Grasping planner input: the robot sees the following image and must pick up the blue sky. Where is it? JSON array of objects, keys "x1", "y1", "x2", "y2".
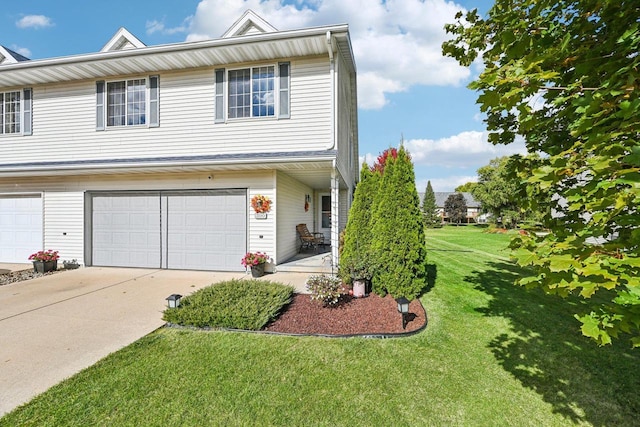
[{"x1": 1, "y1": 0, "x2": 526, "y2": 192}]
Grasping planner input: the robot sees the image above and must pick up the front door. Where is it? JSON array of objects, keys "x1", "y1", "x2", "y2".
[{"x1": 318, "y1": 193, "x2": 331, "y2": 242}]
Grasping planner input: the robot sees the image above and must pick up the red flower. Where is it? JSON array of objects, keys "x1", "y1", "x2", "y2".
[{"x1": 28, "y1": 250, "x2": 60, "y2": 262}]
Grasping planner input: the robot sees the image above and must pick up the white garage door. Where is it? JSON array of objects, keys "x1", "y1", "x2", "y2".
[
  {"x1": 0, "y1": 195, "x2": 43, "y2": 263},
  {"x1": 91, "y1": 190, "x2": 246, "y2": 271},
  {"x1": 92, "y1": 193, "x2": 161, "y2": 268},
  {"x1": 166, "y1": 192, "x2": 246, "y2": 271}
]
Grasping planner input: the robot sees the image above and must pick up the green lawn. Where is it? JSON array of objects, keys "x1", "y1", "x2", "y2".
[{"x1": 2, "y1": 226, "x2": 638, "y2": 426}]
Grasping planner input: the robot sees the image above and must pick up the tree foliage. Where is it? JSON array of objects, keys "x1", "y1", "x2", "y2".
[
  {"x1": 422, "y1": 180, "x2": 441, "y2": 228},
  {"x1": 370, "y1": 146, "x2": 427, "y2": 299},
  {"x1": 339, "y1": 163, "x2": 379, "y2": 283},
  {"x1": 471, "y1": 156, "x2": 529, "y2": 228},
  {"x1": 370, "y1": 147, "x2": 398, "y2": 174},
  {"x1": 455, "y1": 182, "x2": 477, "y2": 193},
  {"x1": 443, "y1": 1, "x2": 640, "y2": 346},
  {"x1": 444, "y1": 193, "x2": 467, "y2": 225}
]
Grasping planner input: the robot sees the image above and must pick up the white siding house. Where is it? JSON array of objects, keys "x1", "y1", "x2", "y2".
[{"x1": 0, "y1": 10, "x2": 358, "y2": 271}]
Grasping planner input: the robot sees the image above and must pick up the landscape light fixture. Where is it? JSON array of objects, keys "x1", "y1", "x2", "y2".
[
  {"x1": 166, "y1": 294, "x2": 182, "y2": 308},
  {"x1": 395, "y1": 296, "x2": 410, "y2": 330}
]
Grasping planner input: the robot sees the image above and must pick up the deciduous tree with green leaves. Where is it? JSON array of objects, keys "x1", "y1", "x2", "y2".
[
  {"x1": 370, "y1": 146, "x2": 427, "y2": 299},
  {"x1": 422, "y1": 180, "x2": 441, "y2": 228},
  {"x1": 455, "y1": 182, "x2": 477, "y2": 193},
  {"x1": 471, "y1": 156, "x2": 523, "y2": 229},
  {"x1": 443, "y1": 0, "x2": 640, "y2": 346}
]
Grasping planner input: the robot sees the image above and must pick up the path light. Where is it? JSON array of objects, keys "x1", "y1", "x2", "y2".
[
  {"x1": 395, "y1": 296, "x2": 410, "y2": 330},
  {"x1": 166, "y1": 294, "x2": 182, "y2": 308}
]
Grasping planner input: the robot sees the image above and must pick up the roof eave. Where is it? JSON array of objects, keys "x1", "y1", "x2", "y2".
[{"x1": 0, "y1": 24, "x2": 351, "y2": 87}]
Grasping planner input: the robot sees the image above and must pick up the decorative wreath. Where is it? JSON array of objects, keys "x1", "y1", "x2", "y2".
[{"x1": 251, "y1": 194, "x2": 272, "y2": 213}]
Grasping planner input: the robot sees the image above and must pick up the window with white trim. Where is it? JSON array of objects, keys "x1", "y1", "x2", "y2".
[
  {"x1": 0, "y1": 88, "x2": 32, "y2": 136},
  {"x1": 96, "y1": 76, "x2": 159, "y2": 130},
  {"x1": 218, "y1": 62, "x2": 289, "y2": 121}
]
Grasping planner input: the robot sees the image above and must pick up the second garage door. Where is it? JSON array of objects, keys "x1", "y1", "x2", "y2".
[
  {"x1": 91, "y1": 190, "x2": 247, "y2": 271},
  {"x1": 0, "y1": 195, "x2": 43, "y2": 263}
]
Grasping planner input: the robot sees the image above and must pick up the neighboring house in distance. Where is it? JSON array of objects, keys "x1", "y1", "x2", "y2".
[
  {"x1": 418, "y1": 192, "x2": 481, "y2": 223},
  {"x1": 0, "y1": 10, "x2": 358, "y2": 271}
]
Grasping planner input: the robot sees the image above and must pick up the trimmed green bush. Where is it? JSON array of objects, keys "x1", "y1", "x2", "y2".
[
  {"x1": 163, "y1": 279, "x2": 294, "y2": 330},
  {"x1": 370, "y1": 146, "x2": 427, "y2": 299}
]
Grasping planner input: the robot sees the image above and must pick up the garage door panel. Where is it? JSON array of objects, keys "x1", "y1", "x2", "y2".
[
  {"x1": 0, "y1": 196, "x2": 43, "y2": 263},
  {"x1": 92, "y1": 194, "x2": 161, "y2": 268},
  {"x1": 166, "y1": 193, "x2": 246, "y2": 271}
]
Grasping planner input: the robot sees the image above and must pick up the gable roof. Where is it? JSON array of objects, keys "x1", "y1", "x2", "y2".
[
  {"x1": 0, "y1": 45, "x2": 30, "y2": 65},
  {"x1": 222, "y1": 9, "x2": 278, "y2": 38},
  {"x1": 101, "y1": 27, "x2": 146, "y2": 52},
  {"x1": 436, "y1": 192, "x2": 479, "y2": 208}
]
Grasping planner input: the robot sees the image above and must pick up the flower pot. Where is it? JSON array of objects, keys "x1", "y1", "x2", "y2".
[
  {"x1": 353, "y1": 279, "x2": 366, "y2": 298},
  {"x1": 251, "y1": 263, "x2": 265, "y2": 278},
  {"x1": 33, "y1": 260, "x2": 57, "y2": 273}
]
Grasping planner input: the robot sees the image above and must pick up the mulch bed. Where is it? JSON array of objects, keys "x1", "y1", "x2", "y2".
[{"x1": 264, "y1": 293, "x2": 426, "y2": 336}]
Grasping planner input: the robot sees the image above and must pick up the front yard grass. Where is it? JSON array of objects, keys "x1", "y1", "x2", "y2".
[{"x1": 1, "y1": 226, "x2": 638, "y2": 426}]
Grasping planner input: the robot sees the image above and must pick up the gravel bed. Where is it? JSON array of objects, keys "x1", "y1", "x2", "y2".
[{"x1": 0, "y1": 269, "x2": 66, "y2": 286}]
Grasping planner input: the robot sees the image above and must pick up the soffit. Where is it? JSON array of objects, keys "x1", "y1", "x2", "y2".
[{"x1": 0, "y1": 26, "x2": 353, "y2": 88}]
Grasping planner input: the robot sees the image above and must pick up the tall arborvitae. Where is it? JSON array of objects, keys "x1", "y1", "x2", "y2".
[
  {"x1": 339, "y1": 162, "x2": 379, "y2": 284},
  {"x1": 370, "y1": 146, "x2": 427, "y2": 299},
  {"x1": 422, "y1": 180, "x2": 440, "y2": 227}
]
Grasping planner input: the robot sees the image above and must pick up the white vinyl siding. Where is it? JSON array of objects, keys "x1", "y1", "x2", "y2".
[
  {"x1": 1, "y1": 60, "x2": 330, "y2": 164},
  {"x1": 275, "y1": 171, "x2": 313, "y2": 262}
]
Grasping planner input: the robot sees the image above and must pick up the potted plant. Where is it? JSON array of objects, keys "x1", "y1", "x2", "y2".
[
  {"x1": 63, "y1": 259, "x2": 80, "y2": 270},
  {"x1": 342, "y1": 258, "x2": 373, "y2": 297},
  {"x1": 241, "y1": 251, "x2": 269, "y2": 277},
  {"x1": 28, "y1": 250, "x2": 60, "y2": 273}
]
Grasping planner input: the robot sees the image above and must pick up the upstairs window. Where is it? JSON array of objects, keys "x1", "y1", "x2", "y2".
[
  {"x1": 218, "y1": 62, "x2": 289, "y2": 121},
  {"x1": 96, "y1": 76, "x2": 159, "y2": 130},
  {"x1": 108, "y1": 79, "x2": 146, "y2": 126},
  {"x1": 0, "y1": 88, "x2": 32, "y2": 136}
]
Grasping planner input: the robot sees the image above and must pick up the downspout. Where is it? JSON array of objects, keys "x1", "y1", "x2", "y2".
[
  {"x1": 326, "y1": 31, "x2": 336, "y2": 151},
  {"x1": 326, "y1": 31, "x2": 339, "y2": 269}
]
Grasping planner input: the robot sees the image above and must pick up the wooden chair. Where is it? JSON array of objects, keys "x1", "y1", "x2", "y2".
[{"x1": 296, "y1": 224, "x2": 325, "y2": 252}]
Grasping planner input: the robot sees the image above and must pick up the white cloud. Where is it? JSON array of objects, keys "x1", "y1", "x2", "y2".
[
  {"x1": 358, "y1": 153, "x2": 377, "y2": 167},
  {"x1": 146, "y1": 17, "x2": 192, "y2": 36},
  {"x1": 10, "y1": 45, "x2": 32, "y2": 58},
  {"x1": 186, "y1": 0, "x2": 471, "y2": 109},
  {"x1": 416, "y1": 176, "x2": 477, "y2": 193},
  {"x1": 16, "y1": 15, "x2": 53, "y2": 29},
  {"x1": 404, "y1": 131, "x2": 527, "y2": 168}
]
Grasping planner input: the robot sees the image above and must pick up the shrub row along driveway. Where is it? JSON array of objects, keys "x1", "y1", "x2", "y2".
[{"x1": 0, "y1": 267, "x2": 244, "y2": 415}]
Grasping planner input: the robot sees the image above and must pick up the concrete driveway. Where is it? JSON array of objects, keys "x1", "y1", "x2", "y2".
[{"x1": 0, "y1": 266, "x2": 310, "y2": 416}]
